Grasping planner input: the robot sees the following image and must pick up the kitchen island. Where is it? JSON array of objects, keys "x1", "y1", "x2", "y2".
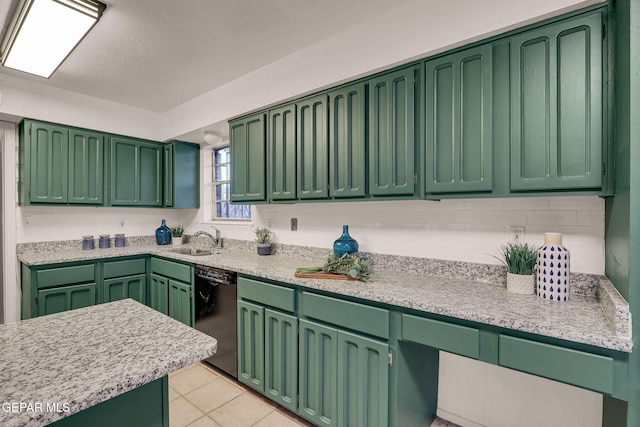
[{"x1": 0, "y1": 299, "x2": 217, "y2": 427}]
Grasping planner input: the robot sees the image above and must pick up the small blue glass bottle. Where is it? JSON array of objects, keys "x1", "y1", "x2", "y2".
[
  {"x1": 155, "y1": 219, "x2": 172, "y2": 245},
  {"x1": 333, "y1": 225, "x2": 358, "y2": 257}
]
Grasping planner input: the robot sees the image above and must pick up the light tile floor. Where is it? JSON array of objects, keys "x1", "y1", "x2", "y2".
[{"x1": 168, "y1": 362, "x2": 460, "y2": 427}]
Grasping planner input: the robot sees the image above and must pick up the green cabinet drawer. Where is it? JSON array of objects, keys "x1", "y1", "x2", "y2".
[
  {"x1": 238, "y1": 277, "x2": 295, "y2": 313},
  {"x1": 302, "y1": 292, "x2": 389, "y2": 340},
  {"x1": 150, "y1": 258, "x2": 191, "y2": 282},
  {"x1": 402, "y1": 314, "x2": 480, "y2": 359},
  {"x1": 498, "y1": 335, "x2": 614, "y2": 394},
  {"x1": 36, "y1": 264, "x2": 95, "y2": 288},
  {"x1": 103, "y1": 258, "x2": 146, "y2": 279}
]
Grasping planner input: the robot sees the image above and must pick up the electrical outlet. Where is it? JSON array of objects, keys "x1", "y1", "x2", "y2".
[
  {"x1": 267, "y1": 218, "x2": 273, "y2": 228},
  {"x1": 510, "y1": 226, "x2": 525, "y2": 243},
  {"x1": 118, "y1": 219, "x2": 126, "y2": 229},
  {"x1": 291, "y1": 218, "x2": 298, "y2": 231}
]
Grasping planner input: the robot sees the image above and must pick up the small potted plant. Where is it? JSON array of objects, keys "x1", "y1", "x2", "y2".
[
  {"x1": 170, "y1": 226, "x2": 184, "y2": 246},
  {"x1": 497, "y1": 242, "x2": 538, "y2": 294},
  {"x1": 254, "y1": 227, "x2": 274, "y2": 256}
]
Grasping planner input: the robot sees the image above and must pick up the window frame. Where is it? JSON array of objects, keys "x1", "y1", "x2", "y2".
[{"x1": 212, "y1": 145, "x2": 251, "y2": 221}]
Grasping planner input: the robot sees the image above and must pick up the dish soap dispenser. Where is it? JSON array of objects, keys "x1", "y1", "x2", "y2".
[{"x1": 155, "y1": 219, "x2": 172, "y2": 245}]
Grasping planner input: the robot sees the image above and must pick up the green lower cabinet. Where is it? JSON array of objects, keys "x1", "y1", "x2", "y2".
[
  {"x1": 264, "y1": 309, "x2": 298, "y2": 412},
  {"x1": 49, "y1": 377, "x2": 168, "y2": 427},
  {"x1": 149, "y1": 258, "x2": 194, "y2": 326},
  {"x1": 298, "y1": 319, "x2": 338, "y2": 427},
  {"x1": 149, "y1": 274, "x2": 169, "y2": 315},
  {"x1": 337, "y1": 330, "x2": 389, "y2": 427},
  {"x1": 168, "y1": 279, "x2": 193, "y2": 326},
  {"x1": 37, "y1": 283, "x2": 96, "y2": 317},
  {"x1": 237, "y1": 300, "x2": 265, "y2": 393},
  {"x1": 103, "y1": 274, "x2": 146, "y2": 304}
]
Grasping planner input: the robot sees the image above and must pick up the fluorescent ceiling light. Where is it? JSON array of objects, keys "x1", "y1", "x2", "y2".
[{"x1": 1, "y1": 0, "x2": 105, "y2": 78}]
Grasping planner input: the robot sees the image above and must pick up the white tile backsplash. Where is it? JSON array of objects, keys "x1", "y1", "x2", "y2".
[{"x1": 235, "y1": 196, "x2": 606, "y2": 275}]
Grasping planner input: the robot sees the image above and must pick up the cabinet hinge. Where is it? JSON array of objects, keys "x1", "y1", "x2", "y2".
[
  {"x1": 413, "y1": 175, "x2": 418, "y2": 187},
  {"x1": 35, "y1": 296, "x2": 39, "y2": 304},
  {"x1": 388, "y1": 352, "x2": 393, "y2": 366},
  {"x1": 189, "y1": 290, "x2": 193, "y2": 298},
  {"x1": 602, "y1": 161, "x2": 606, "y2": 176},
  {"x1": 413, "y1": 75, "x2": 418, "y2": 88}
]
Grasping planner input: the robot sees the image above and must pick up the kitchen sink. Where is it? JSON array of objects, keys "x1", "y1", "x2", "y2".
[{"x1": 166, "y1": 247, "x2": 219, "y2": 256}]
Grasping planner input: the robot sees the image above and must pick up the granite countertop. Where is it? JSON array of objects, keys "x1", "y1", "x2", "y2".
[
  {"x1": 0, "y1": 299, "x2": 217, "y2": 427},
  {"x1": 18, "y1": 244, "x2": 633, "y2": 353}
]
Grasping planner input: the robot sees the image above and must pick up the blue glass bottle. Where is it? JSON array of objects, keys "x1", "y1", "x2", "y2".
[
  {"x1": 333, "y1": 225, "x2": 358, "y2": 257},
  {"x1": 155, "y1": 219, "x2": 172, "y2": 245}
]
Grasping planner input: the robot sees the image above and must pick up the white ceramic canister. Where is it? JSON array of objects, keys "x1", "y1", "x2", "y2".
[{"x1": 536, "y1": 232, "x2": 570, "y2": 301}]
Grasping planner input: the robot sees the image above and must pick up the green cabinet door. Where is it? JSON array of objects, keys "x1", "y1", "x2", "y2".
[
  {"x1": 298, "y1": 94, "x2": 329, "y2": 199},
  {"x1": 149, "y1": 274, "x2": 169, "y2": 315},
  {"x1": 426, "y1": 44, "x2": 493, "y2": 194},
  {"x1": 264, "y1": 309, "x2": 298, "y2": 412},
  {"x1": 230, "y1": 113, "x2": 267, "y2": 202},
  {"x1": 164, "y1": 141, "x2": 200, "y2": 208},
  {"x1": 110, "y1": 136, "x2": 163, "y2": 206},
  {"x1": 510, "y1": 12, "x2": 603, "y2": 191},
  {"x1": 369, "y1": 67, "x2": 416, "y2": 196},
  {"x1": 37, "y1": 283, "x2": 96, "y2": 316},
  {"x1": 298, "y1": 319, "x2": 338, "y2": 427},
  {"x1": 237, "y1": 300, "x2": 265, "y2": 393},
  {"x1": 337, "y1": 330, "x2": 389, "y2": 427},
  {"x1": 26, "y1": 121, "x2": 69, "y2": 203},
  {"x1": 329, "y1": 83, "x2": 367, "y2": 198},
  {"x1": 103, "y1": 274, "x2": 147, "y2": 304},
  {"x1": 168, "y1": 279, "x2": 193, "y2": 326},
  {"x1": 164, "y1": 144, "x2": 173, "y2": 207},
  {"x1": 269, "y1": 104, "x2": 297, "y2": 200},
  {"x1": 68, "y1": 129, "x2": 105, "y2": 204}
]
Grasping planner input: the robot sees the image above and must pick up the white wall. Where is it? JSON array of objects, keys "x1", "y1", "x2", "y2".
[
  {"x1": 205, "y1": 196, "x2": 605, "y2": 274},
  {"x1": 16, "y1": 206, "x2": 196, "y2": 243},
  {"x1": 162, "y1": 0, "x2": 604, "y2": 140}
]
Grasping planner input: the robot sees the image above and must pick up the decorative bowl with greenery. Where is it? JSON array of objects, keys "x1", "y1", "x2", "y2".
[
  {"x1": 496, "y1": 242, "x2": 538, "y2": 294},
  {"x1": 254, "y1": 227, "x2": 274, "y2": 255},
  {"x1": 170, "y1": 226, "x2": 184, "y2": 245}
]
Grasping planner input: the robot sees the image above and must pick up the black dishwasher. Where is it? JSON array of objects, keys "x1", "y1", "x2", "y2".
[{"x1": 194, "y1": 265, "x2": 237, "y2": 378}]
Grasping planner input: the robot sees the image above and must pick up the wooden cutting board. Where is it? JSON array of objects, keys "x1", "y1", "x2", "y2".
[{"x1": 294, "y1": 272, "x2": 357, "y2": 281}]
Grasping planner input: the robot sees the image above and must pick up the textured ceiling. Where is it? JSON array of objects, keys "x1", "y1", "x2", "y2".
[{"x1": 0, "y1": 0, "x2": 415, "y2": 112}]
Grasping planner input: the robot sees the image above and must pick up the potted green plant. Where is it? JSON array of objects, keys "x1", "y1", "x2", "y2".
[
  {"x1": 170, "y1": 226, "x2": 184, "y2": 246},
  {"x1": 254, "y1": 227, "x2": 273, "y2": 256},
  {"x1": 497, "y1": 242, "x2": 538, "y2": 294}
]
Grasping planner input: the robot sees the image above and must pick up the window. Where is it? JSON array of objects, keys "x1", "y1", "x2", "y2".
[{"x1": 213, "y1": 147, "x2": 251, "y2": 219}]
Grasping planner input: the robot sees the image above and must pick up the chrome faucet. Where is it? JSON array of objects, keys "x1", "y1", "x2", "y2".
[{"x1": 193, "y1": 229, "x2": 221, "y2": 248}]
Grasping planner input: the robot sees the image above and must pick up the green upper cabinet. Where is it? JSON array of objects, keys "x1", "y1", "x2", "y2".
[
  {"x1": 109, "y1": 135, "x2": 163, "y2": 206},
  {"x1": 368, "y1": 67, "x2": 416, "y2": 197},
  {"x1": 425, "y1": 44, "x2": 493, "y2": 194},
  {"x1": 269, "y1": 104, "x2": 297, "y2": 201},
  {"x1": 68, "y1": 129, "x2": 105, "y2": 204},
  {"x1": 298, "y1": 94, "x2": 329, "y2": 199},
  {"x1": 329, "y1": 83, "x2": 367, "y2": 198},
  {"x1": 510, "y1": 12, "x2": 603, "y2": 192},
  {"x1": 230, "y1": 113, "x2": 267, "y2": 202},
  {"x1": 20, "y1": 120, "x2": 104, "y2": 205},
  {"x1": 164, "y1": 141, "x2": 200, "y2": 208}
]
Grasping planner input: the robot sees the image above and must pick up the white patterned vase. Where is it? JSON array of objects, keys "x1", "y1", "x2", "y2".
[{"x1": 536, "y1": 232, "x2": 570, "y2": 302}]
